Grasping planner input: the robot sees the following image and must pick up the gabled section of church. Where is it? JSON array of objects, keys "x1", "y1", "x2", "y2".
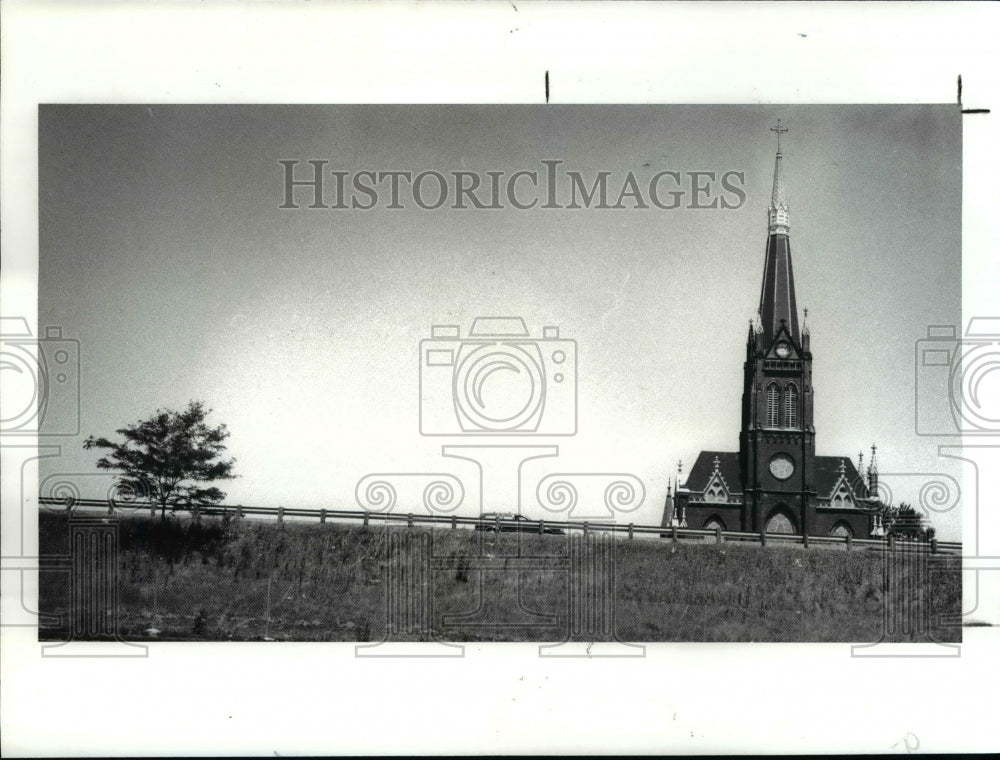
[
  {"x1": 763, "y1": 320, "x2": 803, "y2": 360},
  {"x1": 822, "y1": 460, "x2": 858, "y2": 509},
  {"x1": 703, "y1": 467, "x2": 731, "y2": 503},
  {"x1": 670, "y1": 126, "x2": 878, "y2": 539}
]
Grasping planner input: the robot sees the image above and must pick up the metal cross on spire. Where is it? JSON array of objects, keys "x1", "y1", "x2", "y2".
[{"x1": 770, "y1": 119, "x2": 789, "y2": 153}]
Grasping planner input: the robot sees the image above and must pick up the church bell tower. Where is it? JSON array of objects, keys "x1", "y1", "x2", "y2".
[{"x1": 738, "y1": 123, "x2": 816, "y2": 535}]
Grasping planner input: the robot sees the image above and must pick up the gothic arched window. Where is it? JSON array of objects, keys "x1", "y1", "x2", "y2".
[
  {"x1": 831, "y1": 481, "x2": 854, "y2": 509},
  {"x1": 766, "y1": 384, "x2": 780, "y2": 427},
  {"x1": 830, "y1": 522, "x2": 854, "y2": 538},
  {"x1": 764, "y1": 511, "x2": 796, "y2": 534},
  {"x1": 784, "y1": 383, "x2": 799, "y2": 428},
  {"x1": 704, "y1": 517, "x2": 727, "y2": 532}
]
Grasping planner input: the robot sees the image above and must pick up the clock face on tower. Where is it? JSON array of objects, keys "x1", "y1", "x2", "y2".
[
  {"x1": 774, "y1": 341, "x2": 792, "y2": 358},
  {"x1": 769, "y1": 452, "x2": 795, "y2": 480}
]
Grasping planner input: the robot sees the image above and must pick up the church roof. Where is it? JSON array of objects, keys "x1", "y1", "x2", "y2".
[
  {"x1": 759, "y1": 224, "x2": 800, "y2": 344},
  {"x1": 683, "y1": 451, "x2": 741, "y2": 493},
  {"x1": 815, "y1": 456, "x2": 867, "y2": 499},
  {"x1": 683, "y1": 450, "x2": 869, "y2": 499}
]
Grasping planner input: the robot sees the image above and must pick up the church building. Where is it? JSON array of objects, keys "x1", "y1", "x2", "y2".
[{"x1": 664, "y1": 127, "x2": 880, "y2": 539}]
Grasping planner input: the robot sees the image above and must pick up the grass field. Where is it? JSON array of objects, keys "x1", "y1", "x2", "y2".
[{"x1": 38, "y1": 511, "x2": 962, "y2": 643}]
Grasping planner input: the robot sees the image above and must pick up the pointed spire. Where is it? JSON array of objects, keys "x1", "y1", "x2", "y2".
[
  {"x1": 758, "y1": 121, "x2": 799, "y2": 343},
  {"x1": 662, "y1": 476, "x2": 676, "y2": 528},
  {"x1": 802, "y1": 307, "x2": 810, "y2": 335},
  {"x1": 867, "y1": 443, "x2": 879, "y2": 497},
  {"x1": 768, "y1": 120, "x2": 790, "y2": 235}
]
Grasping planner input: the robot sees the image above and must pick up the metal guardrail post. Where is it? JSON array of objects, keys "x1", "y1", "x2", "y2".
[
  {"x1": 192, "y1": 505, "x2": 201, "y2": 522},
  {"x1": 760, "y1": 529, "x2": 766, "y2": 547},
  {"x1": 363, "y1": 510, "x2": 369, "y2": 527},
  {"x1": 931, "y1": 538, "x2": 938, "y2": 554},
  {"x1": 320, "y1": 509, "x2": 327, "y2": 524},
  {"x1": 237, "y1": 505, "x2": 244, "y2": 519},
  {"x1": 495, "y1": 514, "x2": 501, "y2": 532},
  {"x1": 715, "y1": 526, "x2": 722, "y2": 545},
  {"x1": 671, "y1": 525, "x2": 677, "y2": 543},
  {"x1": 451, "y1": 515, "x2": 457, "y2": 530},
  {"x1": 846, "y1": 534, "x2": 852, "y2": 551},
  {"x1": 277, "y1": 507, "x2": 284, "y2": 523},
  {"x1": 802, "y1": 532, "x2": 809, "y2": 549},
  {"x1": 583, "y1": 521, "x2": 589, "y2": 537},
  {"x1": 888, "y1": 534, "x2": 895, "y2": 553},
  {"x1": 149, "y1": 504, "x2": 156, "y2": 519},
  {"x1": 538, "y1": 520, "x2": 544, "y2": 535},
  {"x1": 107, "y1": 501, "x2": 114, "y2": 516},
  {"x1": 628, "y1": 523, "x2": 634, "y2": 541},
  {"x1": 407, "y1": 513, "x2": 414, "y2": 528}
]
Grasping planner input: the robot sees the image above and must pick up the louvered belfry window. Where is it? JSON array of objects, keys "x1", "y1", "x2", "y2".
[
  {"x1": 766, "y1": 384, "x2": 779, "y2": 427},
  {"x1": 784, "y1": 384, "x2": 799, "y2": 428}
]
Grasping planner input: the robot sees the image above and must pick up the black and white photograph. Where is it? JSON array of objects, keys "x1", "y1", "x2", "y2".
[
  {"x1": 32, "y1": 103, "x2": 964, "y2": 647},
  {"x1": 2, "y1": 2, "x2": 998, "y2": 756}
]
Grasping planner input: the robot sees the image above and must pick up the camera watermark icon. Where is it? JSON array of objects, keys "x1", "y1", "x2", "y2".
[
  {"x1": 354, "y1": 312, "x2": 645, "y2": 656},
  {"x1": 915, "y1": 317, "x2": 1000, "y2": 436},
  {"x1": 1, "y1": 317, "x2": 80, "y2": 436},
  {"x1": 419, "y1": 317, "x2": 577, "y2": 436}
]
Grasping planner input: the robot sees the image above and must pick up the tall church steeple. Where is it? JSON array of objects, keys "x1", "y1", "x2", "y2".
[
  {"x1": 740, "y1": 121, "x2": 815, "y2": 536},
  {"x1": 757, "y1": 120, "x2": 800, "y2": 345},
  {"x1": 677, "y1": 123, "x2": 875, "y2": 541}
]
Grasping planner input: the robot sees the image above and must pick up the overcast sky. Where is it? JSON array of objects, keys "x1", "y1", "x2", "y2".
[{"x1": 38, "y1": 104, "x2": 962, "y2": 538}]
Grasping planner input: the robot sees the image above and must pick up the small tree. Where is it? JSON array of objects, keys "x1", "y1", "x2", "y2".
[
  {"x1": 84, "y1": 401, "x2": 237, "y2": 519},
  {"x1": 878, "y1": 501, "x2": 930, "y2": 540}
]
